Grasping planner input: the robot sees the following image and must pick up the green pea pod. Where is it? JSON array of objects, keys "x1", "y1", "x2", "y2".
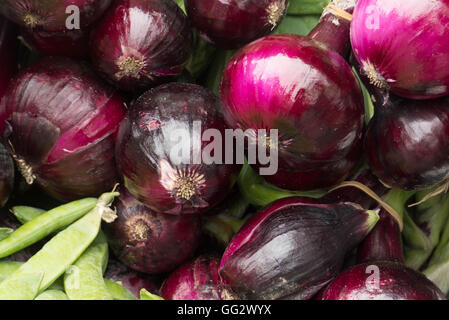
[
  {"x1": 104, "y1": 279, "x2": 137, "y2": 300},
  {"x1": 0, "y1": 191, "x2": 118, "y2": 296},
  {"x1": 11, "y1": 206, "x2": 46, "y2": 224},
  {"x1": 0, "y1": 272, "x2": 44, "y2": 300},
  {"x1": 0, "y1": 228, "x2": 13, "y2": 241},
  {"x1": 0, "y1": 197, "x2": 98, "y2": 259},
  {"x1": 35, "y1": 289, "x2": 68, "y2": 300},
  {"x1": 140, "y1": 289, "x2": 164, "y2": 301},
  {"x1": 0, "y1": 260, "x2": 22, "y2": 279},
  {"x1": 64, "y1": 232, "x2": 113, "y2": 300}
]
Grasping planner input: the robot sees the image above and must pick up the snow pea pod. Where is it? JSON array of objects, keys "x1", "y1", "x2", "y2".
[
  {"x1": 0, "y1": 228, "x2": 13, "y2": 241},
  {"x1": 35, "y1": 289, "x2": 68, "y2": 300},
  {"x1": 140, "y1": 289, "x2": 164, "y2": 300},
  {"x1": 11, "y1": 206, "x2": 46, "y2": 224},
  {"x1": 104, "y1": 279, "x2": 137, "y2": 300},
  {"x1": 0, "y1": 260, "x2": 22, "y2": 278},
  {"x1": 0, "y1": 197, "x2": 98, "y2": 259},
  {"x1": 0, "y1": 191, "x2": 118, "y2": 296},
  {"x1": 0, "y1": 272, "x2": 43, "y2": 300},
  {"x1": 64, "y1": 231, "x2": 113, "y2": 300}
]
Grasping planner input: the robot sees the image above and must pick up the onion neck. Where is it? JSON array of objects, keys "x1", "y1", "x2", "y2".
[{"x1": 308, "y1": 0, "x2": 356, "y2": 57}]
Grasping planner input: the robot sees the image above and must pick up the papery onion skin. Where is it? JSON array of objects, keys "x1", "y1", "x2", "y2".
[
  {"x1": 20, "y1": 27, "x2": 89, "y2": 59},
  {"x1": 365, "y1": 95, "x2": 449, "y2": 191},
  {"x1": 0, "y1": 16, "x2": 17, "y2": 135},
  {"x1": 103, "y1": 187, "x2": 202, "y2": 274},
  {"x1": 184, "y1": 0, "x2": 288, "y2": 49},
  {"x1": 220, "y1": 34, "x2": 364, "y2": 178},
  {"x1": 90, "y1": 0, "x2": 192, "y2": 93},
  {"x1": 160, "y1": 255, "x2": 223, "y2": 300},
  {"x1": 350, "y1": 0, "x2": 449, "y2": 99},
  {"x1": 219, "y1": 199, "x2": 379, "y2": 300},
  {"x1": 0, "y1": 143, "x2": 14, "y2": 208},
  {"x1": 116, "y1": 82, "x2": 240, "y2": 215},
  {"x1": 0, "y1": 0, "x2": 112, "y2": 32},
  {"x1": 1, "y1": 57, "x2": 126, "y2": 201},
  {"x1": 319, "y1": 261, "x2": 446, "y2": 300}
]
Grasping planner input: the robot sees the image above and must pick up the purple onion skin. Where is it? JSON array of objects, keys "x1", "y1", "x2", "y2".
[
  {"x1": 20, "y1": 27, "x2": 90, "y2": 59},
  {"x1": 365, "y1": 94, "x2": 449, "y2": 191},
  {"x1": 184, "y1": 0, "x2": 288, "y2": 49},
  {"x1": 220, "y1": 34, "x2": 364, "y2": 178},
  {"x1": 0, "y1": 16, "x2": 17, "y2": 135},
  {"x1": 357, "y1": 209, "x2": 404, "y2": 264},
  {"x1": 1, "y1": 57, "x2": 126, "y2": 201},
  {"x1": 105, "y1": 259, "x2": 162, "y2": 298},
  {"x1": 351, "y1": 0, "x2": 449, "y2": 100},
  {"x1": 160, "y1": 255, "x2": 223, "y2": 300},
  {"x1": 320, "y1": 261, "x2": 446, "y2": 300},
  {"x1": 116, "y1": 82, "x2": 240, "y2": 215},
  {"x1": 0, "y1": 0, "x2": 112, "y2": 32},
  {"x1": 262, "y1": 136, "x2": 362, "y2": 191},
  {"x1": 219, "y1": 198, "x2": 378, "y2": 300},
  {"x1": 90, "y1": 0, "x2": 192, "y2": 93},
  {"x1": 0, "y1": 143, "x2": 14, "y2": 208},
  {"x1": 103, "y1": 187, "x2": 202, "y2": 274}
]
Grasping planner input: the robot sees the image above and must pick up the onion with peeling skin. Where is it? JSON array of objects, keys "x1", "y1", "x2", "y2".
[
  {"x1": 184, "y1": 0, "x2": 289, "y2": 49},
  {"x1": 0, "y1": 0, "x2": 112, "y2": 31},
  {"x1": 90, "y1": 0, "x2": 192, "y2": 93},
  {"x1": 0, "y1": 57, "x2": 126, "y2": 201},
  {"x1": 116, "y1": 82, "x2": 240, "y2": 215},
  {"x1": 103, "y1": 187, "x2": 202, "y2": 274}
]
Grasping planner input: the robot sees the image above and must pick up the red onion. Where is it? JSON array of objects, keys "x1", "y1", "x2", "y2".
[
  {"x1": 90, "y1": 0, "x2": 192, "y2": 93},
  {"x1": 103, "y1": 187, "x2": 202, "y2": 274},
  {"x1": 0, "y1": 57, "x2": 126, "y2": 201},
  {"x1": 0, "y1": 143, "x2": 14, "y2": 208},
  {"x1": 220, "y1": 17, "x2": 364, "y2": 189},
  {"x1": 0, "y1": 16, "x2": 17, "y2": 135},
  {"x1": 319, "y1": 261, "x2": 446, "y2": 300},
  {"x1": 116, "y1": 82, "x2": 240, "y2": 215},
  {"x1": 219, "y1": 198, "x2": 379, "y2": 300},
  {"x1": 19, "y1": 27, "x2": 90, "y2": 59},
  {"x1": 0, "y1": 0, "x2": 112, "y2": 31},
  {"x1": 350, "y1": 0, "x2": 449, "y2": 99},
  {"x1": 184, "y1": 0, "x2": 289, "y2": 49},
  {"x1": 160, "y1": 255, "x2": 224, "y2": 300}
]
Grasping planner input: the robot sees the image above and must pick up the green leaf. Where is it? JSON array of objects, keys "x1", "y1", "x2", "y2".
[
  {"x1": 275, "y1": 15, "x2": 321, "y2": 36},
  {"x1": 287, "y1": 0, "x2": 329, "y2": 15}
]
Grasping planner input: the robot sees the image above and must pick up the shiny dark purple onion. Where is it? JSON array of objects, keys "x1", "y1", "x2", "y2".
[
  {"x1": 160, "y1": 255, "x2": 223, "y2": 300},
  {"x1": 103, "y1": 187, "x2": 202, "y2": 274},
  {"x1": 219, "y1": 198, "x2": 379, "y2": 300},
  {"x1": 90, "y1": 0, "x2": 192, "y2": 92},
  {"x1": 116, "y1": 82, "x2": 240, "y2": 215},
  {"x1": 320, "y1": 261, "x2": 446, "y2": 300},
  {"x1": 184, "y1": 0, "x2": 289, "y2": 49},
  {"x1": 0, "y1": 57, "x2": 126, "y2": 201}
]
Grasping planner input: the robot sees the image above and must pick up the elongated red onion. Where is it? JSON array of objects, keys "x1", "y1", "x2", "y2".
[
  {"x1": 90, "y1": 0, "x2": 192, "y2": 93},
  {"x1": 0, "y1": 143, "x2": 14, "y2": 208},
  {"x1": 220, "y1": 3, "x2": 364, "y2": 190},
  {"x1": 103, "y1": 187, "x2": 202, "y2": 274},
  {"x1": 184, "y1": 0, "x2": 289, "y2": 49},
  {"x1": 320, "y1": 261, "x2": 446, "y2": 300},
  {"x1": 0, "y1": 16, "x2": 17, "y2": 135},
  {"x1": 219, "y1": 198, "x2": 379, "y2": 300},
  {"x1": 0, "y1": 57, "x2": 126, "y2": 201},
  {"x1": 160, "y1": 255, "x2": 224, "y2": 300},
  {"x1": 0, "y1": 0, "x2": 112, "y2": 31},
  {"x1": 19, "y1": 27, "x2": 89, "y2": 59},
  {"x1": 350, "y1": 0, "x2": 449, "y2": 99},
  {"x1": 116, "y1": 82, "x2": 240, "y2": 215}
]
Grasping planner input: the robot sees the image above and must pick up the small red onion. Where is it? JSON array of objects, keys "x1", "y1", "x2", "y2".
[
  {"x1": 0, "y1": 0, "x2": 112, "y2": 31},
  {"x1": 103, "y1": 187, "x2": 202, "y2": 274},
  {"x1": 320, "y1": 261, "x2": 446, "y2": 300},
  {"x1": 0, "y1": 143, "x2": 14, "y2": 207},
  {"x1": 0, "y1": 57, "x2": 126, "y2": 201},
  {"x1": 184, "y1": 0, "x2": 289, "y2": 49},
  {"x1": 350, "y1": 0, "x2": 449, "y2": 99},
  {"x1": 116, "y1": 82, "x2": 240, "y2": 215},
  {"x1": 160, "y1": 255, "x2": 224, "y2": 300},
  {"x1": 90, "y1": 0, "x2": 192, "y2": 93}
]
